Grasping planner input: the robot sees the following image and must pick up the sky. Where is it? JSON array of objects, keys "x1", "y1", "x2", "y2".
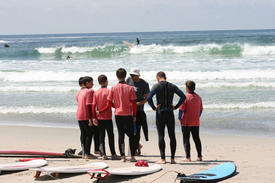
[{"x1": 0, "y1": 0, "x2": 275, "y2": 35}]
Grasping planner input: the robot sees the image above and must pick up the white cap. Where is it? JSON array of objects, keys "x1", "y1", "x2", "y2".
[{"x1": 129, "y1": 68, "x2": 140, "y2": 76}]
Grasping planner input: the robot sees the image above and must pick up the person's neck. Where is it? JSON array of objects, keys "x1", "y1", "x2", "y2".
[
  {"x1": 101, "y1": 85, "x2": 107, "y2": 88},
  {"x1": 118, "y1": 78, "x2": 126, "y2": 83}
]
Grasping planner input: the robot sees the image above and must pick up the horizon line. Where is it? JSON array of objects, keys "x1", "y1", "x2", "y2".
[{"x1": 0, "y1": 28, "x2": 275, "y2": 37}]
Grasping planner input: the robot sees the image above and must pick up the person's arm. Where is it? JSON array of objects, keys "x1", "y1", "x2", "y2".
[
  {"x1": 147, "y1": 90, "x2": 156, "y2": 110},
  {"x1": 174, "y1": 88, "x2": 186, "y2": 109},
  {"x1": 137, "y1": 82, "x2": 150, "y2": 106},
  {"x1": 98, "y1": 101, "x2": 113, "y2": 113},
  {"x1": 132, "y1": 100, "x2": 137, "y2": 117}
]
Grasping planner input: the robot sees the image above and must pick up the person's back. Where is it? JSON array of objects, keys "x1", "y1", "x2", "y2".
[
  {"x1": 109, "y1": 83, "x2": 136, "y2": 116},
  {"x1": 180, "y1": 93, "x2": 202, "y2": 126},
  {"x1": 94, "y1": 88, "x2": 112, "y2": 120},
  {"x1": 76, "y1": 87, "x2": 89, "y2": 120},
  {"x1": 151, "y1": 81, "x2": 179, "y2": 111}
]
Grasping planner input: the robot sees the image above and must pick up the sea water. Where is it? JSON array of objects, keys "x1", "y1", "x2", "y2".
[{"x1": 0, "y1": 30, "x2": 275, "y2": 137}]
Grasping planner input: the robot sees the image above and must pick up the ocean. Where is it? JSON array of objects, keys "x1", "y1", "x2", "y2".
[{"x1": 0, "y1": 30, "x2": 275, "y2": 137}]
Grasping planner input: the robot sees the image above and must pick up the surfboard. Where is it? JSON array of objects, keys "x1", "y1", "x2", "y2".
[
  {"x1": 122, "y1": 41, "x2": 134, "y2": 48},
  {"x1": 33, "y1": 162, "x2": 108, "y2": 179},
  {"x1": 0, "y1": 159, "x2": 47, "y2": 174},
  {"x1": 0, "y1": 149, "x2": 80, "y2": 158},
  {"x1": 88, "y1": 163, "x2": 162, "y2": 176},
  {"x1": 177, "y1": 162, "x2": 236, "y2": 182}
]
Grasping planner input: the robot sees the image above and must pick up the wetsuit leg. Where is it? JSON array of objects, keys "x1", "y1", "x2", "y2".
[
  {"x1": 98, "y1": 120, "x2": 106, "y2": 156},
  {"x1": 115, "y1": 116, "x2": 126, "y2": 156},
  {"x1": 191, "y1": 126, "x2": 202, "y2": 158},
  {"x1": 93, "y1": 126, "x2": 100, "y2": 152},
  {"x1": 105, "y1": 120, "x2": 116, "y2": 155},
  {"x1": 78, "y1": 120, "x2": 93, "y2": 155},
  {"x1": 156, "y1": 111, "x2": 166, "y2": 159},
  {"x1": 166, "y1": 111, "x2": 176, "y2": 159},
  {"x1": 124, "y1": 116, "x2": 135, "y2": 156},
  {"x1": 182, "y1": 126, "x2": 191, "y2": 158},
  {"x1": 78, "y1": 121, "x2": 86, "y2": 153},
  {"x1": 134, "y1": 111, "x2": 142, "y2": 151},
  {"x1": 140, "y1": 111, "x2": 149, "y2": 141}
]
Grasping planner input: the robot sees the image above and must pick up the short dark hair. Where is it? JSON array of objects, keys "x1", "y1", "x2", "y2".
[
  {"x1": 98, "y1": 74, "x2": 107, "y2": 84},
  {"x1": 156, "y1": 71, "x2": 166, "y2": 79},
  {"x1": 186, "y1": 80, "x2": 196, "y2": 93},
  {"x1": 116, "y1": 68, "x2": 127, "y2": 79},
  {"x1": 78, "y1": 77, "x2": 84, "y2": 86},
  {"x1": 83, "y1": 76, "x2": 93, "y2": 86}
]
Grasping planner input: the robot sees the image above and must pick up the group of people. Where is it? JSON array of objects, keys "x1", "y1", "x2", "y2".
[{"x1": 76, "y1": 68, "x2": 203, "y2": 164}]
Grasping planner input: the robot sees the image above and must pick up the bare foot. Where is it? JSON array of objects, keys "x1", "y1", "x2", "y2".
[
  {"x1": 156, "y1": 159, "x2": 166, "y2": 164},
  {"x1": 121, "y1": 156, "x2": 126, "y2": 162},
  {"x1": 102, "y1": 155, "x2": 108, "y2": 160},
  {"x1": 197, "y1": 157, "x2": 203, "y2": 161},
  {"x1": 171, "y1": 159, "x2": 176, "y2": 164},
  {"x1": 181, "y1": 158, "x2": 191, "y2": 162},
  {"x1": 84, "y1": 154, "x2": 97, "y2": 159},
  {"x1": 130, "y1": 156, "x2": 137, "y2": 162},
  {"x1": 111, "y1": 154, "x2": 121, "y2": 160}
]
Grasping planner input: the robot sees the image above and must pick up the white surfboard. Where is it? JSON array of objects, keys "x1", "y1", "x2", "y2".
[
  {"x1": 33, "y1": 162, "x2": 108, "y2": 178},
  {"x1": 0, "y1": 159, "x2": 47, "y2": 173},
  {"x1": 122, "y1": 41, "x2": 134, "y2": 48},
  {"x1": 88, "y1": 163, "x2": 162, "y2": 176}
]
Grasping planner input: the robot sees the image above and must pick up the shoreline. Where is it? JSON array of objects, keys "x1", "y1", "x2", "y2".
[{"x1": 0, "y1": 125, "x2": 275, "y2": 182}]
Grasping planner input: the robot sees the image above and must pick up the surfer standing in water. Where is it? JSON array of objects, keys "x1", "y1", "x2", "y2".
[
  {"x1": 136, "y1": 38, "x2": 140, "y2": 46},
  {"x1": 147, "y1": 71, "x2": 186, "y2": 164}
]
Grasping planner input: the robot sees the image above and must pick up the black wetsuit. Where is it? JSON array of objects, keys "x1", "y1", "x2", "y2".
[
  {"x1": 126, "y1": 77, "x2": 150, "y2": 152},
  {"x1": 181, "y1": 126, "x2": 202, "y2": 158},
  {"x1": 98, "y1": 120, "x2": 116, "y2": 156},
  {"x1": 78, "y1": 120, "x2": 94, "y2": 155},
  {"x1": 147, "y1": 81, "x2": 186, "y2": 159}
]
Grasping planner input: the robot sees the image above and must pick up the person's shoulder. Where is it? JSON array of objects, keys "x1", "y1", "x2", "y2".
[{"x1": 140, "y1": 78, "x2": 149, "y2": 85}]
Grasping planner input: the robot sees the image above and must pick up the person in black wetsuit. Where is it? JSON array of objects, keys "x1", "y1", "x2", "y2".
[
  {"x1": 126, "y1": 68, "x2": 150, "y2": 156},
  {"x1": 136, "y1": 38, "x2": 140, "y2": 46},
  {"x1": 147, "y1": 71, "x2": 186, "y2": 164}
]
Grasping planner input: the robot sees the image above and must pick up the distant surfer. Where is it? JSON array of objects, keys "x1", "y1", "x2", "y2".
[
  {"x1": 66, "y1": 55, "x2": 72, "y2": 60},
  {"x1": 4, "y1": 43, "x2": 9, "y2": 48},
  {"x1": 136, "y1": 38, "x2": 140, "y2": 46}
]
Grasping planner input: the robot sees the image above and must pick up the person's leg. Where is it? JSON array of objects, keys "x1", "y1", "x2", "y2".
[
  {"x1": 166, "y1": 111, "x2": 177, "y2": 164},
  {"x1": 191, "y1": 126, "x2": 202, "y2": 161},
  {"x1": 78, "y1": 121, "x2": 86, "y2": 157},
  {"x1": 105, "y1": 120, "x2": 116, "y2": 156},
  {"x1": 115, "y1": 116, "x2": 126, "y2": 161},
  {"x1": 123, "y1": 116, "x2": 136, "y2": 162},
  {"x1": 82, "y1": 121, "x2": 96, "y2": 159},
  {"x1": 134, "y1": 111, "x2": 142, "y2": 155},
  {"x1": 181, "y1": 126, "x2": 191, "y2": 161},
  {"x1": 93, "y1": 125, "x2": 100, "y2": 154},
  {"x1": 156, "y1": 111, "x2": 166, "y2": 163},
  {"x1": 140, "y1": 111, "x2": 149, "y2": 141},
  {"x1": 98, "y1": 120, "x2": 106, "y2": 157}
]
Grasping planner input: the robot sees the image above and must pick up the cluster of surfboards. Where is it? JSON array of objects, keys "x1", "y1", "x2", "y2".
[{"x1": 0, "y1": 158, "x2": 236, "y2": 182}]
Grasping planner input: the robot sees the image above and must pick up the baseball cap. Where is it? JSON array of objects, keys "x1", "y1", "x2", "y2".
[{"x1": 129, "y1": 68, "x2": 140, "y2": 76}]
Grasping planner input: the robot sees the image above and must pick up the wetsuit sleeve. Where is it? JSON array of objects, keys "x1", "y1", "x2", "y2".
[
  {"x1": 86, "y1": 90, "x2": 94, "y2": 119},
  {"x1": 132, "y1": 100, "x2": 137, "y2": 117},
  {"x1": 200, "y1": 97, "x2": 203, "y2": 117},
  {"x1": 92, "y1": 94, "x2": 97, "y2": 118},
  {"x1": 174, "y1": 87, "x2": 186, "y2": 109},
  {"x1": 99, "y1": 101, "x2": 112, "y2": 113},
  {"x1": 147, "y1": 88, "x2": 156, "y2": 110}
]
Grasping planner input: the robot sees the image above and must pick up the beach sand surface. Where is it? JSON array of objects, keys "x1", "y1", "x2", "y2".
[{"x1": 0, "y1": 126, "x2": 274, "y2": 183}]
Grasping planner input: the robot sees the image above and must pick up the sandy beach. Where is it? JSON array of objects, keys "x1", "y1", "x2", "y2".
[{"x1": 0, "y1": 125, "x2": 274, "y2": 183}]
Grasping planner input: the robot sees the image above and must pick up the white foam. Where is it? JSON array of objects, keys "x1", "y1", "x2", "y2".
[
  {"x1": 204, "y1": 102, "x2": 275, "y2": 110},
  {"x1": 0, "y1": 86, "x2": 77, "y2": 92},
  {"x1": 1, "y1": 70, "x2": 275, "y2": 83},
  {"x1": 0, "y1": 40, "x2": 8, "y2": 43},
  {"x1": 0, "y1": 106, "x2": 76, "y2": 114},
  {"x1": 197, "y1": 82, "x2": 275, "y2": 88},
  {"x1": 35, "y1": 47, "x2": 58, "y2": 54},
  {"x1": 243, "y1": 44, "x2": 275, "y2": 56}
]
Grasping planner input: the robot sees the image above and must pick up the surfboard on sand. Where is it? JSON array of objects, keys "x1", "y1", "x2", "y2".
[
  {"x1": 0, "y1": 159, "x2": 47, "y2": 174},
  {"x1": 0, "y1": 148, "x2": 80, "y2": 158},
  {"x1": 88, "y1": 163, "x2": 162, "y2": 181},
  {"x1": 33, "y1": 162, "x2": 108, "y2": 179},
  {"x1": 122, "y1": 41, "x2": 135, "y2": 48},
  {"x1": 177, "y1": 162, "x2": 236, "y2": 183}
]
